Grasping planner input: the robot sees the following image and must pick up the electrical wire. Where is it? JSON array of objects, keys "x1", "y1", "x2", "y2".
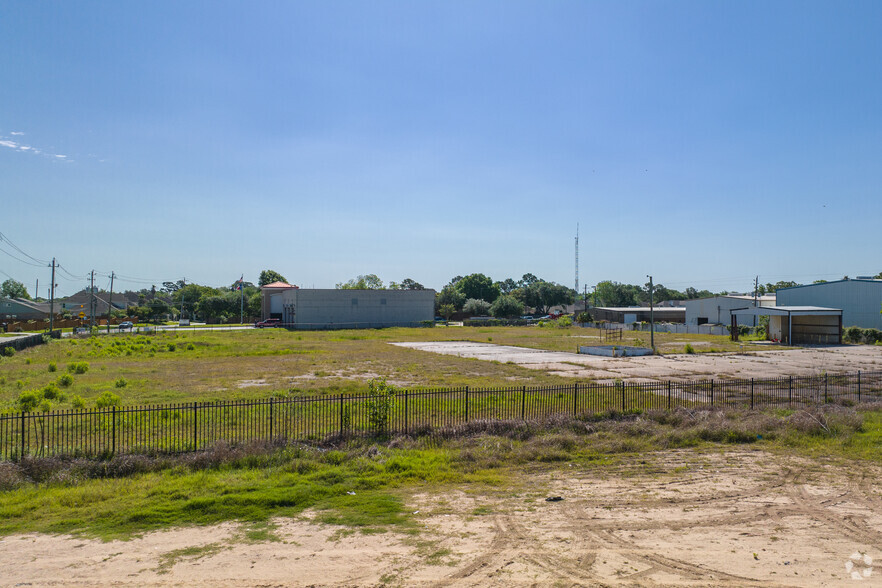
[
  {"x1": 0, "y1": 231, "x2": 49, "y2": 265},
  {"x1": 0, "y1": 244, "x2": 47, "y2": 267}
]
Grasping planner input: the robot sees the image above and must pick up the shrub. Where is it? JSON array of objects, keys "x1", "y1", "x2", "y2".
[
  {"x1": 365, "y1": 379, "x2": 396, "y2": 437},
  {"x1": 556, "y1": 316, "x2": 573, "y2": 327},
  {"x1": 2, "y1": 347, "x2": 15, "y2": 357},
  {"x1": 57, "y1": 373, "x2": 74, "y2": 387},
  {"x1": 71, "y1": 395, "x2": 86, "y2": 410},
  {"x1": 95, "y1": 391, "x2": 121, "y2": 409},
  {"x1": 41, "y1": 383, "x2": 61, "y2": 400},
  {"x1": 48, "y1": 361, "x2": 57, "y2": 372},
  {"x1": 684, "y1": 344, "x2": 695, "y2": 354},
  {"x1": 115, "y1": 378, "x2": 127, "y2": 388},
  {"x1": 16, "y1": 391, "x2": 40, "y2": 412},
  {"x1": 186, "y1": 343, "x2": 195, "y2": 351},
  {"x1": 844, "y1": 326, "x2": 862, "y2": 343},
  {"x1": 67, "y1": 362, "x2": 89, "y2": 374},
  {"x1": 575, "y1": 311, "x2": 592, "y2": 323},
  {"x1": 862, "y1": 328, "x2": 882, "y2": 345},
  {"x1": 166, "y1": 343, "x2": 176, "y2": 352}
]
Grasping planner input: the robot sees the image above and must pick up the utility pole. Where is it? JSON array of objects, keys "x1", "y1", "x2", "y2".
[
  {"x1": 574, "y1": 223, "x2": 579, "y2": 294},
  {"x1": 35, "y1": 278, "x2": 38, "y2": 300},
  {"x1": 753, "y1": 275, "x2": 759, "y2": 327},
  {"x1": 89, "y1": 270, "x2": 95, "y2": 332},
  {"x1": 647, "y1": 275, "x2": 655, "y2": 352},
  {"x1": 180, "y1": 278, "x2": 186, "y2": 320},
  {"x1": 239, "y1": 275, "x2": 244, "y2": 325},
  {"x1": 48, "y1": 259, "x2": 56, "y2": 332},
  {"x1": 106, "y1": 272, "x2": 115, "y2": 333}
]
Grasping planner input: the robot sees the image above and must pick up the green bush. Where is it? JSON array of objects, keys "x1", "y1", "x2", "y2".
[
  {"x1": 95, "y1": 391, "x2": 121, "y2": 409},
  {"x1": 186, "y1": 343, "x2": 195, "y2": 351},
  {"x1": 48, "y1": 361, "x2": 57, "y2": 372},
  {"x1": 41, "y1": 383, "x2": 61, "y2": 400},
  {"x1": 166, "y1": 343, "x2": 177, "y2": 352},
  {"x1": 57, "y1": 373, "x2": 74, "y2": 387},
  {"x1": 71, "y1": 395, "x2": 86, "y2": 410},
  {"x1": 67, "y1": 361, "x2": 89, "y2": 374},
  {"x1": 575, "y1": 311, "x2": 592, "y2": 323},
  {"x1": 2, "y1": 347, "x2": 15, "y2": 357},
  {"x1": 16, "y1": 390, "x2": 40, "y2": 412},
  {"x1": 862, "y1": 328, "x2": 882, "y2": 345},
  {"x1": 844, "y1": 326, "x2": 862, "y2": 343},
  {"x1": 556, "y1": 316, "x2": 573, "y2": 327},
  {"x1": 115, "y1": 378, "x2": 128, "y2": 388},
  {"x1": 684, "y1": 344, "x2": 695, "y2": 354}
]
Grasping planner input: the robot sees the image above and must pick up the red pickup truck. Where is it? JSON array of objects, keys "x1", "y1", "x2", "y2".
[{"x1": 254, "y1": 318, "x2": 281, "y2": 328}]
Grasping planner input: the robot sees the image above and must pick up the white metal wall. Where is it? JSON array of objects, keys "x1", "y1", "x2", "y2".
[{"x1": 777, "y1": 280, "x2": 882, "y2": 329}]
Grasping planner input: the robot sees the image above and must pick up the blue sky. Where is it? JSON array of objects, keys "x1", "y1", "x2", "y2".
[{"x1": 2, "y1": 1, "x2": 881, "y2": 297}]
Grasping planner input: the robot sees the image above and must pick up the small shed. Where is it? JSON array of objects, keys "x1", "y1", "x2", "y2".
[{"x1": 730, "y1": 306, "x2": 842, "y2": 345}]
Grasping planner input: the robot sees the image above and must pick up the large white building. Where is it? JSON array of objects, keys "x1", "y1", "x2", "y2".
[
  {"x1": 260, "y1": 282, "x2": 435, "y2": 329},
  {"x1": 776, "y1": 279, "x2": 882, "y2": 329},
  {"x1": 684, "y1": 295, "x2": 776, "y2": 326}
]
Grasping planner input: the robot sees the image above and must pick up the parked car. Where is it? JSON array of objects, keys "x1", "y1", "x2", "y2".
[
  {"x1": 118, "y1": 321, "x2": 134, "y2": 330},
  {"x1": 254, "y1": 318, "x2": 281, "y2": 328}
]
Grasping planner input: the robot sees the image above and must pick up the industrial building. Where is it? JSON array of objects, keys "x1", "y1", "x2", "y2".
[
  {"x1": 775, "y1": 279, "x2": 882, "y2": 330},
  {"x1": 730, "y1": 306, "x2": 843, "y2": 345},
  {"x1": 590, "y1": 306, "x2": 685, "y2": 323},
  {"x1": 261, "y1": 283, "x2": 435, "y2": 329},
  {"x1": 684, "y1": 295, "x2": 776, "y2": 326}
]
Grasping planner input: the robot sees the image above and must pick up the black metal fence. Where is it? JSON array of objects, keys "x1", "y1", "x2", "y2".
[{"x1": 2, "y1": 370, "x2": 881, "y2": 461}]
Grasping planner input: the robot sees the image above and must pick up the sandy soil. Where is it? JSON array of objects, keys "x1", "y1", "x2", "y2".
[
  {"x1": 1, "y1": 450, "x2": 880, "y2": 587},
  {"x1": 391, "y1": 341, "x2": 882, "y2": 382}
]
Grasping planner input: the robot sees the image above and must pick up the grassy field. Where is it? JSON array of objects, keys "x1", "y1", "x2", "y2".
[
  {"x1": 0, "y1": 405, "x2": 878, "y2": 540},
  {"x1": 0, "y1": 326, "x2": 777, "y2": 411}
]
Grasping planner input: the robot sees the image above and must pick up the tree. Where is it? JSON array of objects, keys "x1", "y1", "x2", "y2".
[
  {"x1": 496, "y1": 278, "x2": 519, "y2": 294},
  {"x1": 462, "y1": 298, "x2": 491, "y2": 316},
  {"x1": 1, "y1": 279, "x2": 30, "y2": 300},
  {"x1": 258, "y1": 270, "x2": 288, "y2": 287},
  {"x1": 520, "y1": 273, "x2": 540, "y2": 287},
  {"x1": 763, "y1": 281, "x2": 799, "y2": 293},
  {"x1": 399, "y1": 278, "x2": 425, "y2": 290},
  {"x1": 336, "y1": 274, "x2": 384, "y2": 289},
  {"x1": 161, "y1": 280, "x2": 185, "y2": 294},
  {"x1": 438, "y1": 304, "x2": 456, "y2": 321},
  {"x1": 436, "y1": 285, "x2": 466, "y2": 311},
  {"x1": 455, "y1": 273, "x2": 500, "y2": 303},
  {"x1": 490, "y1": 295, "x2": 524, "y2": 318},
  {"x1": 595, "y1": 281, "x2": 639, "y2": 307}
]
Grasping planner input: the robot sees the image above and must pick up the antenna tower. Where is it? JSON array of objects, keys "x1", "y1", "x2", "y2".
[{"x1": 575, "y1": 223, "x2": 579, "y2": 294}]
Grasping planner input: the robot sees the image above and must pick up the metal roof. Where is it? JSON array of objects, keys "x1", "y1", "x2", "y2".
[
  {"x1": 776, "y1": 278, "x2": 882, "y2": 292},
  {"x1": 730, "y1": 305, "x2": 841, "y2": 317}
]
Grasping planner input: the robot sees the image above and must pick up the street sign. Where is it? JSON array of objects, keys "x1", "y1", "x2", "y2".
[{"x1": 79, "y1": 312, "x2": 85, "y2": 318}]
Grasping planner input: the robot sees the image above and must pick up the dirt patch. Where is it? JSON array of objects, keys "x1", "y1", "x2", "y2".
[
  {"x1": 2, "y1": 450, "x2": 879, "y2": 586},
  {"x1": 393, "y1": 341, "x2": 882, "y2": 382},
  {"x1": 235, "y1": 379, "x2": 269, "y2": 389}
]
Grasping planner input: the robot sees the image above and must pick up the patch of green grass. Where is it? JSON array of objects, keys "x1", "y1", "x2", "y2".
[{"x1": 156, "y1": 542, "x2": 227, "y2": 573}]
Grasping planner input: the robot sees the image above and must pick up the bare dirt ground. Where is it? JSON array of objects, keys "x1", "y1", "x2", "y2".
[
  {"x1": 1, "y1": 450, "x2": 880, "y2": 587},
  {"x1": 392, "y1": 341, "x2": 882, "y2": 382}
]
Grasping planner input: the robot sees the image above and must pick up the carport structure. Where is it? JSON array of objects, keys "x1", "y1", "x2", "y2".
[{"x1": 730, "y1": 306, "x2": 842, "y2": 345}]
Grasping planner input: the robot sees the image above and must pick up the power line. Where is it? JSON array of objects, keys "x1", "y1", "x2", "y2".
[
  {"x1": 0, "y1": 231, "x2": 49, "y2": 265},
  {"x1": 0, "y1": 244, "x2": 47, "y2": 267}
]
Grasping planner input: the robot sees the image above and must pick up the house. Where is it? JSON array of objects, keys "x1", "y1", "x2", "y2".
[
  {"x1": 0, "y1": 297, "x2": 51, "y2": 321},
  {"x1": 260, "y1": 283, "x2": 435, "y2": 329},
  {"x1": 590, "y1": 306, "x2": 685, "y2": 323},
  {"x1": 775, "y1": 279, "x2": 882, "y2": 330}
]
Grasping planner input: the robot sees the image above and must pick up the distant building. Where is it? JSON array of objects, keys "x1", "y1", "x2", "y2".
[
  {"x1": 60, "y1": 289, "x2": 130, "y2": 317},
  {"x1": 0, "y1": 298, "x2": 51, "y2": 321},
  {"x1": 684, "y1": 295, "x2": 776, "y2": 326},
  {"x1": 775, "y1": 279, "x2": 882, "y2": 330},
  {"x1": 260, "y1": 284, "x2": 435, "y2": 329},
  {"x1": 590, "y1": 306, "x2": 685, "y2": 323}
]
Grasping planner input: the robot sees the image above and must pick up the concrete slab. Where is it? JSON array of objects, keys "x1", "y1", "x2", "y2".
[{"x1": 391, "y1": 341, "x2": 882, "y2": 382}]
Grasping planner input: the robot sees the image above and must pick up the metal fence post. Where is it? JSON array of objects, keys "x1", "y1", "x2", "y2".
[
  {"x1": 710, "y1": 379, "x2": 714, "y2": 407},
  {"x1": 750, "y1": 378, "x2": 754, "y2": 410},
  {"x1": 404, "y1": 389, "x2": 409, "y2": 434},
  {"x1": 269, "y1": 398, "x2": 274, "y2": 441},
  {"x1": 788, "y1": 376, "x2": 792, "y2": 408},
  {"x1": 465, "y1": 386, "x2": 469, "y2": 422},
  {"x1": 824, "y1": 373, "x2": 828, "y2": 404},
  {"x1": 193, "y1": 402, "x2": 198, "y2": 450},
  {"x1": 112, "y1": 406, "x2": 117, "y2": 455},
  {"x1": 573, "y1": 382, "x2": 578, "y2": 416},
  {"x1": 339, "y1": 394, "x2": 344, "y2": 436},
  {"x1": 621, "y1": 380, "x2": 625, "y2": 411},
  {"x1": 667, "y1": 381, "x2": 671, "y2": 411},
  {"x1": 858, "y1": 371, "x2": 861, "y2": 403},
  {"x1": 521, "y1": 385, "x2": 526, "y2": 421},
  {"x1": 20, "y1": 411, "x2": 26, "y2": 460}
]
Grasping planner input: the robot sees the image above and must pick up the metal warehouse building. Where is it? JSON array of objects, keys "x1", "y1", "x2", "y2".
[
  {"x1": 261, "y1": 282, "x2": 435, "y2": 329},
  {"x1": 684, "y1": 294, "x2": 776, "y2": 326},
  {"x1": 775, "y1": 279, "x2": 882, "y2": 330}
]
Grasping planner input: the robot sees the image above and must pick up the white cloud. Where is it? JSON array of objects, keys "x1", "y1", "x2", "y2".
[
  {"x1": 55, "y1": 154, "x2": 66, "y2": 158},
  {"x1": 10, "y1": 131, "x2": 24, "y2": 136},
  {"x1": 0, "y1": 140, "x2": 18, "y2": 149},
  {"x1": 0, "y1": 135, "x2": 69, "y2": 160}
]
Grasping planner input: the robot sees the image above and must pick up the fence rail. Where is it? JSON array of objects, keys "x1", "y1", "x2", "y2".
[{"x1": 2, "y1": 370, "x2": 881, "y2": 461}]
